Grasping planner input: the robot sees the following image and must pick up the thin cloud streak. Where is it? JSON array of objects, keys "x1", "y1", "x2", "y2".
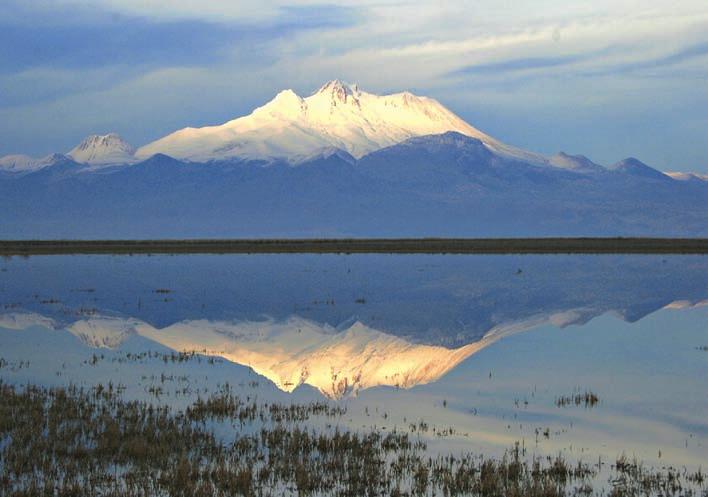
[
  {"x1": 581, "y1": 41, "x2": 708, "y2": 76},
  {"x1": 450, "y1": 54, "x2": 587, "y2": 76}
]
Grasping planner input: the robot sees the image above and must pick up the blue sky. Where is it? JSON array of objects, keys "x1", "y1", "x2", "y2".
[{"x1": 1, "y1": 0, "x2": 707, "y2": 172}]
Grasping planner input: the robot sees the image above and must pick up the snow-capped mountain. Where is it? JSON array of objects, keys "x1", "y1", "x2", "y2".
[
  {"x1": 0, "y1": 154, "x2": 38, "y2": 172},
  {"x1": 0, "y1": 153, "x2": 69, "y2": 172},
  {"x1": 1, "y1": 80, "x2": 705, "y2": 237},
  {"x1": 0, "y1": 133, "x2": 135, "y2": 172},
  {"x1": 2, "y1": 132, "x2": 706, "y2": 238},
  {"x1": 67, "y1": 133, "x2": 136, "y2": 165},
  {"x1": 136, "y1": 80, "x2": 545, "y2": 164},
  {"x1": 0, "y1": 80, "x2": 697, "y2": 176}
]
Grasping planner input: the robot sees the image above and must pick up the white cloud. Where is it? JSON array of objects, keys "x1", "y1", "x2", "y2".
[{"x1": 3, "y1": 0, "x2": 708, "y2": 170}]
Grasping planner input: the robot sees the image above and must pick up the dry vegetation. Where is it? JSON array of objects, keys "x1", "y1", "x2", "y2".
[
  {"x1": 1, "y1": 381, "x2": 704, "y2": 497},
  {"x1": 555, "y1": 391, "x2": 600, "y2": 409}
]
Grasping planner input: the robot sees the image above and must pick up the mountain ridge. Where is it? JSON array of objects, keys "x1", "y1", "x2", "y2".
[
  {"x1": 2, "y1": 132, "x2": 705, "y2": 238},
  {"x1": 1, "y1": 81, "x2": 705, "y2": 238},
  {"x1": 0, "y1": 80, "x2": 700, "y2": 177},
  {"x1": 0, "y1": 131, "x2": 686, "y2": 181}
]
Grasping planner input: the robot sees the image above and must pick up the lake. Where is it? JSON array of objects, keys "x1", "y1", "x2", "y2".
[{"x1": 1, "y1": 253, "x2": 706, "y2": 495}]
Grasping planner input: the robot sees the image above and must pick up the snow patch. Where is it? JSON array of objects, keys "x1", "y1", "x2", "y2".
[{"x1": 665, "y1": 171, "x2": 708, "y2": 181}]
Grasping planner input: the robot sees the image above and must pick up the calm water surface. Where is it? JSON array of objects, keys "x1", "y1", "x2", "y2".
[{"x1": 1, "y1": 254, "x2": 706, "y2": 471}]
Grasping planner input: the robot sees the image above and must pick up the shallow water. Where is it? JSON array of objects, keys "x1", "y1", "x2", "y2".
[{"x1": 0, "y1": 254, "x2": 706, "y2": 471}]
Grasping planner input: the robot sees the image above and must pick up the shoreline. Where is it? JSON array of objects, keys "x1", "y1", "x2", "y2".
[{"x1": 0, "y1": 237, "x2": 707, "y2": 255}]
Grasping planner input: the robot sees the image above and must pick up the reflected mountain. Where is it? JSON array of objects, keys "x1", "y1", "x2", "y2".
[
  {"x1": 2, "y1": 295, "x2": 705, "y2": 398},
  {"x1": 1, "y1": 253, "x2": 706, "y2": 398},
  {"x1": 0, "y1": 313, "x2": 499, "y2": 398}
]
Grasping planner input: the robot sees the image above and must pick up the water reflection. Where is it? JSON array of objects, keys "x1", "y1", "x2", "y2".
[
  {"x1": 1, "y1": 254, "x2": 705, "y2": 344},
  {"x1": 0, "y1": 254, "x2": 705, "y2": 399},
  {"x1": 1, "y1": 313, "x2": 516, "y2": 398},
  {"x1": 1, "y1": 253, "x2": 707, "y2": 478}
]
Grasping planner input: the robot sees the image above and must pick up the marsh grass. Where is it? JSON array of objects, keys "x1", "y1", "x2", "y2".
[
  {"x1": 0, "y1": 358, "x2": 29, "y2": 372},
  {"x1": 0, "y1": 381, "x2": 704, "y2": 496},
  {"x1": 555, "y1": 391, "x2": 599, "y2": 409},
  {"x1": 611, "y1": 455, "x2": 705, "y2": 497},
  {"x1": 84, "y1": 350, "x2": 225, "y2": 368}
]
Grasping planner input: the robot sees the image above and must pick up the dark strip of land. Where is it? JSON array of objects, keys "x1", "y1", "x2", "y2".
[{"x1": 0, "y1": 238, "x2": 706, "y2": 255}]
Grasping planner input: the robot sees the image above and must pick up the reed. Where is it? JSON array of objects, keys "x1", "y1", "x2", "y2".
[{"x1": 1, "y1": 381, "x2": 703, "y2": 496}]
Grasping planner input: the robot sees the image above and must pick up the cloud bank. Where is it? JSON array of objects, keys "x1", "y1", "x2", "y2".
[{"x1": 1, "y1": 0, "x2": 707, "y2": 171}]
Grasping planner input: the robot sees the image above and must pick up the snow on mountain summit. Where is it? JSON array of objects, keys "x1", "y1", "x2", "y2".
[
  {"x1": 1, "y1": 133, "x2": 135, "y2": 172},
  {"x1": 0, "y1": 154, "x2": 40, "y2": 172},
  {"x1": 136, "y1": 80, "x2": 545, "y2": 164},
  {"x1": 0, "y1": 153, "x2": 71, "y2": 172},
  {"x1": 68, "y1": 133, "x2": 136, "y2": 165}
]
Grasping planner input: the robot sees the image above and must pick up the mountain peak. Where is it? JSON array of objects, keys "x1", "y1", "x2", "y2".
[
  {"x1": 549, "y1": 152, "x2": 605, "y2": 173},
  {"x1": 313, "y1": 79, "x2": 360, "y2": 106},
  {"x1": 68, "y1": 133, "x2": 136, "y2": 165},
  {"x1": 254, "y1": 89, "x2": 306, "y2": 119},
  {"x1": 137, "y1": 81, "x2": 542, "y2": 163},
  {"x1": 611, "y1": 157, "x2": 669, "y2": 180},
  {"x1": 315, "y1": 79, "x2": 358, "y2": 94},
  {"x1": 615, "y1": 157, "x2": 645, "y2": 167},
  {"x1": 271, "y1": 88, "x2": 303, "y2": 103},
  {"x1": 41, "y1": 153, "x2": 71, "y2": 164}
]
